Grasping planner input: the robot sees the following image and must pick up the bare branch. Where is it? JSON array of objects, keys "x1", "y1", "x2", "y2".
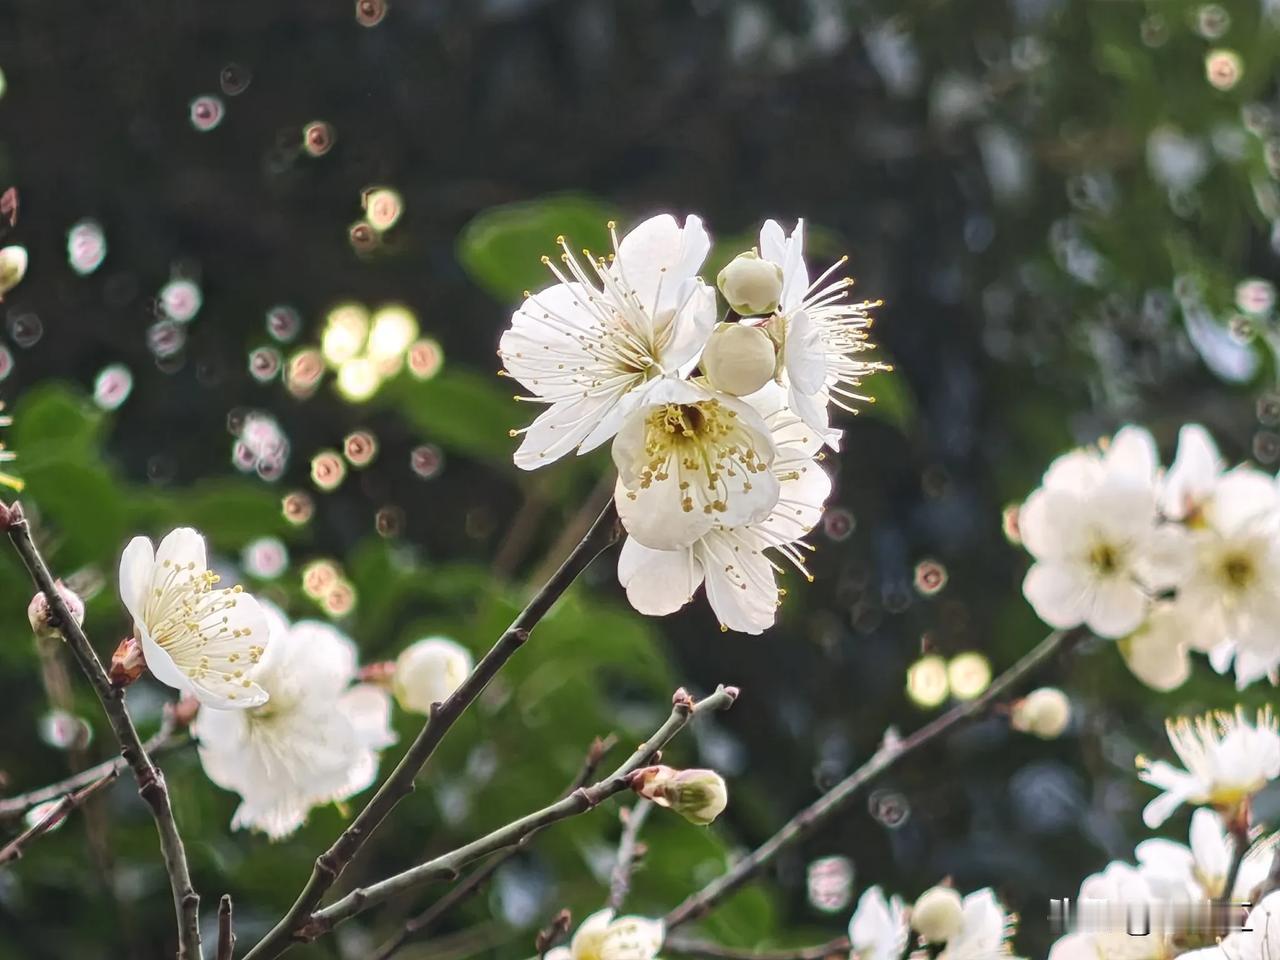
[
  {"x1": 243, "y1": 500, "x2": 623, "y2": 960},
  {"x1": 6, "y1": 504, "x2": 204, "y2": 959},
  {"x1": 298, "y1": 685, "x2": 738, "y2": 944},
  {"x1": 662, "y1": 935, "x2": 851, "y2": 960},
  {"x1": 663, "y1": 627, "x2": 1087, "y2": 931},
  {"x1": 0, "y1": 768, "x2": 119, "y2": 865},
  {"x1": 370, "y1": 733, "x2": 620, "y2": 960},
  {"x1": 0, "y1": 724, "x2": 188, "y2": 820},
  {"x1": 607, "y1": 800, "x2": 653, "y2": 911},
  {"x1": 216, "y1": 895, "x2": 235, "y2": 960}
]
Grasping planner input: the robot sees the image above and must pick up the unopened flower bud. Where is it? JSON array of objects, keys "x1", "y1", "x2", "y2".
[
  {"x1": 629, "y1": 765, "x2": 728, "y2": 826},
  {"x1": 0, "y1": 245, "x2": 28, "y2": 300},
  {"x1": 1010, "y1": 687, "x2": 1071, "y2": 739},
  {"x1": 911, "y1": 886, "x2": 964, "y2": 943},
  {"x1": 109, "y1": 636, "x2": 145, "y2": 688},
  {"x1": 701, "y1": 322, "x2": 777, "y2": 397},
  {"x1": 27, "y1": 582, "x2": 85, "y2": 640},
  {"x1": 392, "y1": 637, "x2": 473, "y2": 715},
  {"x1": 717, "y1": 250, "x2": 783, "y2": 316}
]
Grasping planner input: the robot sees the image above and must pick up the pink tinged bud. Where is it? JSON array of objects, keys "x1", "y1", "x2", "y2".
[
  {"x1": 109, "y1": 636, "x2": 145, "y2": 688},
  {"x1": 27, "y1": 581, "x2": 85, "y2": 640},
  {"x1": 628, "y1": 765, "x2": 728, "y2": 826},
  {"x1": 1010, "y1": 687, "x2": 1071, "y2": 739}
]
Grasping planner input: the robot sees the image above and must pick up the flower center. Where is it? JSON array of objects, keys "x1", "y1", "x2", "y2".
[
  {"x1": 144, "y1": 560, "x2": 264, "y2": 682},
  {"x1": 1088, "y1": 542, "x2": 1120, "y2": 575},
  {"x1": 1219, "y1": 551, "x2": 1255, "y2": 590},
  {"x1": 638, "y1": 400, "x2": 767, "y2": 514}
]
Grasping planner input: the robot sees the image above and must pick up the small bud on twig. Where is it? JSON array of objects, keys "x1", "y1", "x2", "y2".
[
  {"x1": 109, "y1": 637, "x2": 146, "y2": 688},
  {"x1": 27, "y1": 581, "x2": 85, "y2": 640},
  {"x1": 534, "y1": 908, "x2": 572, "y2": 955},
  {"x1": 628, "y1": 765, "x2": 728, "y2": 826}
]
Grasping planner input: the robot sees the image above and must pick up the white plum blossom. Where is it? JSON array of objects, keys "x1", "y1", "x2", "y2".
[
  {"x1": 617, "y1": 383, "x2": 829, "y2": 633},
  {"x1": 1136, "y1": 808, "x2": 1273, "y2": 902},
  {"x1": 500, "y1": 214, "x2": 716, "y2": 469},
  {"x1": 848, "y1": 885, "x2": 908, "y2": 960},
  {"x1": 612, "y1": 378, "x2": 780, "y2": 551},
  {"x1": 935, "y1": 888, "x2": 1024, "y2": 960},
  {"x1": 1019, "y1": 427, "x2": 1189, "y2": 639},
  {"x1": 544, "y1": 909, "x2": 664, "y2": 960},
  {"x1": 1172, "y1": 466, "x2": 1280, "y2": 688},
  {"x1": 119, "y1": 527, "x2": 270, "y2": 709},
  {"x1": 746, "y1": 219, "x2": 886, "y2": 440},
  {"x1": 193, "y1": 603, "x2": 395, "y2": 839},
  {"x1": 1136, "y1": 707, "x2": 1280, "y2": 828}
]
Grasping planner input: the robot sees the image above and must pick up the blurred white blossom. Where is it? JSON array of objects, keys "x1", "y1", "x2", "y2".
[
  {"x1": 194, "y1": 603, "x2": 395, "y2": 839},
  {"x1": 544, "y1": 909, "x2": 664, "y2": 960}
]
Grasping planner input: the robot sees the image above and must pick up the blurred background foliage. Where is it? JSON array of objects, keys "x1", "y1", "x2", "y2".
[{"x1": 1, "y1": 0, "x2": 1279, "y2": 957}]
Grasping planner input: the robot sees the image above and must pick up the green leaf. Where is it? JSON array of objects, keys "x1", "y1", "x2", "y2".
[
  {"x1": 457, "y1": 194, "x2": 619, "y2": 303},
  {"x1": 381, "y1": 368, "x2": 524, "y2": 468},
  {"x1": 859, "y1": 365, "x2": 916, "y2": 433}
]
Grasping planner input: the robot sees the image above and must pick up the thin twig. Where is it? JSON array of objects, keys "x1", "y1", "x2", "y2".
[
  {"x1": 299, "y1": 685, "x2": 739, "y2": 943},
  {"x1": 0, "y1": 725, "x2": 188, "y2": 819},
  {"x1": 607, "y1": 799, "x2": 653, "y2": 911},
  {"x1": 663, "y1": 627, "x2": 1087, "y2": 931},
  {"x1": 6, "y1": 504, "x2": 204, "y2": 959},
  {"x1": 662, "y1": 935, "x2": 850, "y2": 960},
  {"x1": 216, "y1": 895, "x2": 235, "y2": 960},
  {"x1": 242, "y1": 501, "x2": 623, "y2": 960},
  {"x1": 0, "y1": 768, "x2": 119, "y2": 864},
  {"x1": 370, "y1": 734, "x2": 620, "y2": 960}
]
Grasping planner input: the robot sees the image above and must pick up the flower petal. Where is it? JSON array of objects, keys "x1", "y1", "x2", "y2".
[
  {"x1": 118, "y1": 535, "x2": 156, "y2": 626},
  {"x1": 1022, "y1": 561, "x2": 1092, "y2": 630},
  {"x1": 1086, "y1": 577, "x2": 1149, "y2": 639},
  {"x1": 617, "y1": 537, "x2": 704, "y2": 617}
]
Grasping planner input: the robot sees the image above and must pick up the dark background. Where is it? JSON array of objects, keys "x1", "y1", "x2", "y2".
[{"x1": 0, "y1": 1, "x2": 1276, "y2": 957}]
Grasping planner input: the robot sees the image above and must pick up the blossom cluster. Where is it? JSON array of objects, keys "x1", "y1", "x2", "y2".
[
  {"x1": 113, "y1": 527, "x2": 475, "y2": 839},
  {"x1": 1050, "y1": 705, "x2": 1280, "y2": 959},
  {"x1": 499, "y1": 214, "x2": 885, "y2": 633},
  {"x1": 1017, "y1": 423, "x2": 1280, "y2": 690}
]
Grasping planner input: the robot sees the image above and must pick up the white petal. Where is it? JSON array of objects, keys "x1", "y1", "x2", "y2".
[
  {"x1": 499, "y1": 282, "x2": 601, "y2": 394},
  {"x1": 118, "y1": 536, "x2": 156, "y2": 626},
  {"x1": 1120, "y1": 608, "x2": 1190, "y2": 692},
  {"x1": 1189, "y1": 808, "x2": 1231, "y2": 892},
  {"x1": 787, "y1": 381, "x2": 831, "y2": 439},
  {"x1": 1162, "y1": 424, "x2": 1221, "y2": 519},
  {"x1": 1207, "y1": 468, "x2": 1280, "y2": 536},
  {"x1": 1104, "y1": 425, "x2": 1158, "y2": 486},
  {"x1": 757, "y1": 455, "x2": 830, "y2": 543},
  {"x1": 1086, "y1": 577, "x2": 1149, "y2": 639},
  {"x1": 1046, "y1": 934, "x2": 1102, "y2": 960},
  {"x1": 615, "y1": 474, "x2": 714, "y2": 551},
  {"x1": 514, "y1": 391, "x2": 624, "y2": 471},
  {"x1": 281, "y1": 621, "x2": 358, "y2": 698},
  {"x1": 698, "y1": 533, "x2": 778, "y2": 634},
  {"x1": 1134, "y1": 524, "x2": 1193, "y2": 592},
  {"x1": 600, "y1": 916, "x2": 664, "y2": 960},
  {"x1": 758, "y1": 219, "x2": 787, "y2": 267},
  {"x1": 339, "y1": 684, "x2": 397, "y2": 751},
  {"x1": 779, "y1": 219, "x2": 808, "y2": 313},
  {"x1": 154, "y1": 527, "x2": 208, "y2": 575},
  {"x1": 140, "y1": 625, "x2": 197, "y2": 697},
  {"x1": 179, "y1": 593, "x2": 271, "y2": 710},
  {"x1": 1042, "y1": 448, "x2": 1104, "y2": 495},
  {"x1": 783, "y1": 309, "x2": 826, "y2": 395},
  {"x1": 1022, "y1": 561, "x2": 1093, "y2": 629},
  {"x1": 615, "y1": 214, "x2": 709, "y2": 316},
  {"x1": 617, "y1": 537, "x2": 703, "y2": 617},
  {"x1": 661, "y1": 279, "x2": 718, "y2": 375}
]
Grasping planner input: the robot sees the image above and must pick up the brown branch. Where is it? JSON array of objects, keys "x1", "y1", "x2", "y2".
[
  {"x1": 242, "y1": 500, "x2": 623, "y2": 960},
  {"x1": 6, "y1": 504, "x2": 204, "y2": 959},
  {"x1": 0, "y1": 725, "x2": 188, "y2": 820},
  {"x1": 216, "y1": 895, "x2": 235, "y2": 960},
  {"x1": 300, "y1": 685, "x2": 738, "y2": 944},
  {"x1": 663, "y1": 627, "x2": 1087, "y2": 931},
  {"x1": 370, "y1": 733, "x2": 620, "y2": 960},
  {"x1": 0, "y1": 768, "x2": 119, "y2": 865},
  {"x1": 607, "y1": 799, "x2": 653, "y2": 911},
  {"x1": 662, "y1": 935, "x2": 850, "y2": 960}
]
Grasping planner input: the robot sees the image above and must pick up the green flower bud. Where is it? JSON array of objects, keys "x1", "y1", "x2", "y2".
[
  {"x1": 911, "y1": 886, "x2": 964, "y2": 943},
  {"x1": 0, "y1": 245, "x2": 28, "y2": 300},
  {"x1": 1010, "y1": 687, "x2": 1071, "y2": 739},
  {"x1": 717, "y1": 250, "x2": 783, "y2": 316},
  {"x1": 629, "y1": 765, "x2": 728, "y2": 826},
  {"x1": 700, "y1": 322, "x2": 777, "y2": 397}
]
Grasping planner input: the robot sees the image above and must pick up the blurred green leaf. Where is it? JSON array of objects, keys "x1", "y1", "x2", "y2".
[{"x1": 458, "y1": 194, "x2": 619, "y2": 304}]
